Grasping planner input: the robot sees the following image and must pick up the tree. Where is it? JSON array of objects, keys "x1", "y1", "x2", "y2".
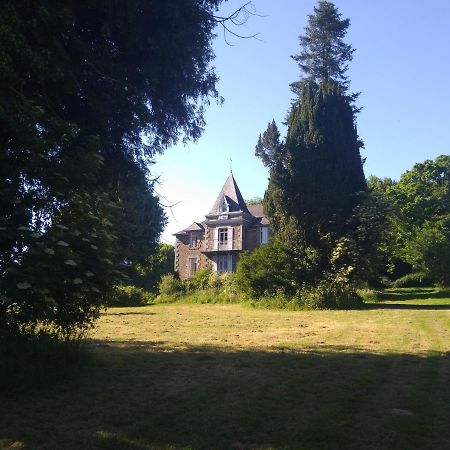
[
  {"x1": 371, "y1": 156, "x2": 450, "y2": 283},
  {"x1": 388, "y1": 155, "x2": 450, "y2": 230},
  {"x1": 255, "y1": 120, "x2": 285, "y2": 169},
  {"x1": 252, "y1": 1, "x2": 371, "y2": 294},
  {"x1": 285, "y1": 81, "x2": 366, "y2": 245},
  {"x1": 259, "y1": 1, "x2": 366, "y2": 247},
  {"x1": 0, "y1": 0, "x2": 227, "y2": 333},
  {"x1": 291, "y1": 0, "x2": 355, "y2": 94},
  {"x1": 132, "y1": 244, "x2": 175, "y2": 291},
  {"x1": 245, "y1": 196, "x2": 264, "y2": 206},
  {"x1": 405, "y1": 215, "x2": 450, "y2": 286},
  {"x1": 255, "y1": 120, "x2": 291, "y2": 235}
]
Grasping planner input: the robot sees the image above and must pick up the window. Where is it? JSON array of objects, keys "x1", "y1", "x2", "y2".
[
  {"x1": 217, "y1": 254, "x2": 232, "y2": 274},
  {"x1": 218, "y1": 228, "x2": 228, "y2": 249},
  {"x1": 260, "y1": 227, "x2": 269, "y2": 245},
  {"x1": 219, "y1": 198, "x2": 228, "y2": 213},
  {"x1": 188, "y1": 257, "x2": 198, "y2": 277},
  {"x1": 190, "y1": 233, "x2": 200, "y2": 248}
]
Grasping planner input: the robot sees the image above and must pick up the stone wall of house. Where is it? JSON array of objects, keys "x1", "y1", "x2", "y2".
[
  {"x1": 174, "y1": 233, "x2": 208, "y2": 279},
  {"x1": 175, "y1": 222, "x2": 270, "y2": 279},
  {"x1": 244, "y1": 227, "x2": 259, "y2": 252}
]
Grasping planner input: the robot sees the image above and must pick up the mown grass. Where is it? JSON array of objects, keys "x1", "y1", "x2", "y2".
[{"x1": 1, "y1": 287, "x2": 449, "y2": 450}]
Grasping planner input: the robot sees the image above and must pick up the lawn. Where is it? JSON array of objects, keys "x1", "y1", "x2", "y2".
[{"x1": 1, "y1": 288, "x2": 450, "y2": 450}]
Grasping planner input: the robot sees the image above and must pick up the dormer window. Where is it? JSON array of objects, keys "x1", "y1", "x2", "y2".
[{"x1": 219, "y1": 198, "x2": 228, "y2": 213}]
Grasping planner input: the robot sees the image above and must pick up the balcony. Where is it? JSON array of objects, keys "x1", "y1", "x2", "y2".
[{"x1": 203, "y1": 239, "x2": 242, "y2": 253}]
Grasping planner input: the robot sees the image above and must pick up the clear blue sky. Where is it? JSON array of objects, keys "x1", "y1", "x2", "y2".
[{"x1": 155, "y1": 0, "x2": 450, "y2": 244}]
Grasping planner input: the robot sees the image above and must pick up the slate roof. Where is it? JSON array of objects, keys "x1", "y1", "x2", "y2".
[
  {"x1": 209, "y1": 172, "x2": 249, "y2": 214},
  {"x1": 248, "y1": 203, "x2": 269, "y2": 225},
  {"x1": 173, "y1": 221, "x2": 205, "y2": 235},
  {"x1": 174, "y1": 175, "x2": 270, "y2": 236},
  {"x1": 248, "y1": 203, "x2": 264, "y2": 218}
]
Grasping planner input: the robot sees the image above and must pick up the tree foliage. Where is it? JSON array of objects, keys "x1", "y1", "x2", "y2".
[
  {"x1": 260, "y1": 1, "x2": 366, "y2": 247},
  {"x1": 132, "y1": 244, "x2": 175, "y2": 291},
  {"x1": 255, "y1": 120, "x2": 285, "y2": 169},
  {"x1": 235, "y1": 241, "x2": 320, "y2": 298},
  {"x1": 370, "y1": 155, "x2": 450, "y2": 284},
  {"x1": 250, "y1": 1, "x2": 374, "y2": 296},
  {"x1": 0, "y1": 0, "x2": 225, "y2": 333},
  {"x1": 291, "y1": 0, "x2": 354, "y2": 94},
  {"x1": 285, "y1": 81, "x2": 366, "y2": 244}
]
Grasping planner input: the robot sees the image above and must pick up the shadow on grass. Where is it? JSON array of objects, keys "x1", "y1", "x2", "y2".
[
  {"x1": 364, "y1": 303, "x2": 450, "y2": 310},
  {"x1": 1, "y1": 341, "x2": 449, "y2": 450},
  {"x1": 103, "y1": 311, "x2": 156, "y2": 316},
  {"x1": 380, "y1": 289, "x2": 450, "y2": 301}
]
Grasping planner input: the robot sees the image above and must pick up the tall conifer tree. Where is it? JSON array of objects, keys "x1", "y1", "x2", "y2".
[{"x1": 259, "y1": 1, "x2": 366, "y2": 247}]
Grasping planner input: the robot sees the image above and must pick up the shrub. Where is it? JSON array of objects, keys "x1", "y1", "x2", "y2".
[
  {"x1": 357, "y1": 288, "x2": 383, "y2": 303},
  {"x1": 235, "y1": 241, "x2": 319, "y2": 298},
  {"x1": 158, "y1": 274, "x2": 184, "y2": 297},
  {"x1": 109, "y1": 285, "x2": 153, "y2": 307},
  {"x1": 391, "y1": 272, "x2": 433, "y2": 288},
  {"x1": 299, "y1": 279, "x2": 362, "y2": 309},
  {"x1": 185, "y1": 267, "x2": 212, "y2": 291},
  {"x1": 181, "y1": 289, "x2": 240, "y2": 304},
  {"x1": 207, "y1": 272, "x2": 223, "y2": 290}
]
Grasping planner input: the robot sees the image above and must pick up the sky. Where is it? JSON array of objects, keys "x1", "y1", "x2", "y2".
[{"x1": 154, "y1": 0, "x2": 450, "y2": 244}]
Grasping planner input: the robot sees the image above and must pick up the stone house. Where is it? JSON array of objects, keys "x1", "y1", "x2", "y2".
[{"x1": 174, "y1": 172, "x2": 270, "y2": 279}]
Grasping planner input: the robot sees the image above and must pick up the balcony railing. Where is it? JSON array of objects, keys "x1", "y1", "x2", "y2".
[{"x1": 211, "y1": 239, "x2": 241, "y2": 251}]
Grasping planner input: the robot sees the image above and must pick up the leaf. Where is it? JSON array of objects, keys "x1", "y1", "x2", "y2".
[{"x1": 17, "y1": 281, "x2": 32, "y2": 290}]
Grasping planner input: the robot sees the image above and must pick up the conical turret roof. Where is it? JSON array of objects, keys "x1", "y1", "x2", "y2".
[{"x1": 209, "y1": 172, "x2": 249, "y2": 215}]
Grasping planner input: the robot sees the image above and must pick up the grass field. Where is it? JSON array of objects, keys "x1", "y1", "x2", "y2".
[{"x1": 1, "y1": 288, "x2": 450, "y2": 450}]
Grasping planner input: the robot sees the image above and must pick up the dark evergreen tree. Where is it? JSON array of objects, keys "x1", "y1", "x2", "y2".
[
  {"x1": 255, "y1": 120, "x2": 284, "y2": 169},
  {"x1": 0, "y1": 0, "x2": 225, "y2": 333},
  {"x1": 255, "y1": 121, "x2": 291, "y2": 235},
  {"x1": 286, "y1": 81, "x2": 366, "y2": 244},
  {"x1": 291, "y1": 0, "x2": 354, "y2": 94},
  {"x1": 259, "y1": 1, "x2": 366, "y2": 245},
  {"x1": 254, "y1": 1, "x2": 371, "y2": 292}
]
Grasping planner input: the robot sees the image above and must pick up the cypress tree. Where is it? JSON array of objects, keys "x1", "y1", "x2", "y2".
[
  {"x1": 291, "y1": 0, "x2": 354, "y2": 93},
  {"x1": 259, "y1": 1, "x2": 366, "y2": 247},
  {"x1": 286, "y1": 81, "x2": 366, "y2": 244}
]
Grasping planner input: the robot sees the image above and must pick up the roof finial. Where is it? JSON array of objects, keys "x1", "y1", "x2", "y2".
[{"x1": 230, "y1": 157, "x2": 233, "y2": 173}]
